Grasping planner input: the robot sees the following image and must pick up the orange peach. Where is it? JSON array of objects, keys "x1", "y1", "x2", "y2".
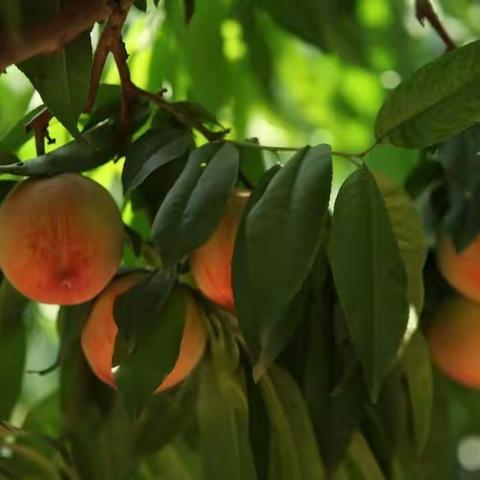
[
  {"x1": 437, "y1": 235, "x2": 480, "y2": 302},
  {"x1": 0, "y1": 173, "x2": 123, "y2": 305},
  {"x1": 81, "y1": 273, "x2": 207, "y2": 392},
  {"x1": 428, "y1": 295, "x2": 480, "y2": 388},
  {"x1": 190, "y1": 190, "x2": 250, "y2": 311}
]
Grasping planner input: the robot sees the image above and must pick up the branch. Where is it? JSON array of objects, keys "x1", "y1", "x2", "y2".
[
  {"x1": 415, "y1": 0, "x2": 456, "y2": 51},
  {"x1": 0, "y1": 0, "x2": 133, "y2": 73},
  {"x1": 25, "y1": 108, "x2": 54, "y2": 155}
]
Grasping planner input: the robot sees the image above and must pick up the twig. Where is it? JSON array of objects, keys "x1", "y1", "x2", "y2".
[
  {"x1": 415, "y1": 0, "x2": 456, "y2": 51},
  {"x1": 225, "y1": 139, "x2": 368, "y2": 168},
  {"x1": 85, "y1": 5, "x2": 226, "y2": 142},
  {"x1": 25, "y1": 108, "x2": 54, "y2": 155}
]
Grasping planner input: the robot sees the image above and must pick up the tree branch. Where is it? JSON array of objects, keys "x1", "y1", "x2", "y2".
[
  {"x1": 0, "y1": 0, "x2": 133, "y2": 73},
  {"x1": 415, "y1": 0, "x2": 456, "y2": 51}
]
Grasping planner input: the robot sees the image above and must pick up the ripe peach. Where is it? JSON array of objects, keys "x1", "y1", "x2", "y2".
[
  {"x1": 428, "y1": 296, "x2": 480, "y2": 388},
  {"x1": 0, "y1": 173, "x2": 123, "y2": 305},
  {"x1": 437, "y1": 234, "x2": 480, "y2": 302},
  {"x1": 81, "y1": 273, "x2": 207, "y2": 392},
  {"x1": 190, "y1": 190, "x2": 250, "y2": 311}
]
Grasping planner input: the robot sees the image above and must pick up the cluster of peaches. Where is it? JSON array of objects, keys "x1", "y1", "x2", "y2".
[
  {"x1": 0, "y1": 173, "x2": 248, "y2": 394},
  {"x1": 429, "y1": 236, "x2": 480, "y2": 388}
]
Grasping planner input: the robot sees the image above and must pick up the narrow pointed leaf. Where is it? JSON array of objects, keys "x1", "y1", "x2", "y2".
[
  {"x1": 375, "y1": 40, "x2": 480, "y2": 148},
  {"x1": 152, "y1": 142, "x2": 239, "y2": 262},
  {"x1": 18, "y1": 30, "x2": 92, "y2": 138},
  {"x1": 329, "y1": 166, "x2": 409, "y2": 400}
]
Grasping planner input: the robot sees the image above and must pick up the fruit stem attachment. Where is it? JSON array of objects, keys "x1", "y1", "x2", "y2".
[{"x1": 25, "y1": 108, "x2": 54, "y2": 156}]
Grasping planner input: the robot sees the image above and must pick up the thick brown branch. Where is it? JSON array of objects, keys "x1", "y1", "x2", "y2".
[
  {"x1": 0, "y1": 0, "x2": 133, "y2": 72},
  {"x1": 415, "y1": 0, "x2": 456, "y2": 51}
]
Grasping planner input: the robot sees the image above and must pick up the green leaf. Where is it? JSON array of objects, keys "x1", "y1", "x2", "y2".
[
  {"x1": 246, "y1": 144, "x2": 332, "y2": 302},
  {"x1": 123, "y1": 128, "x2": 193, "y2": 193},
  {"x1": 0, "y1": 280, "x2": 29, "y2": 419},
  {"x1": 260, "y1": 366, "x2": 326, "y2": 480},
  {"x1": 0, "y1": 122, "x2": 122, "y2": 176},
  {"x1": 134, "y1": 380, "x2": 198, "y2": 454},
  {"x1": 39, "y1": 300, "x2": 95, "y2": 375},
  {"x1": 342, "y1": 432, "x2": 385, "y2": 480},
  {"x1": 113, "y1": 270, "x2": 175, "y2": 352},
  {"x1": 434, "y1": 124, "x2": 480, "y2": 251},
  {"x1": 232, "y1": 165, "x2": 279, "y2": 357},
  {"x1": 152, "y1": 142, "x2": 239, "y2": 263},
  {"x1": 115, "y1": 286, "x2": 188, "y2": 417},
  {"x1": 18, "y1": 29, "x2": 92, "y2": 138},
  {"x1": 400, "y1": 332, "x2": 432, "y2": 455},
  {"x1": 197, "y1": 360, "x2": 257, "y2": 480},
  {"x1": 329, "y1": 166, "x2": 409, "y2": 400},
  {"x1": 375, "y1": 173, "x2": 427, "y2": 314},
  {"x1": 258, "y1": 0, "x2": 329, "y2": 52},
  {"x1": 234, "y1": 146, "x2": 331, "y2": 367},
  {"x1": 0, "y1": 105, "x2": 45, "y2": 152},
  {"x1": 304, "y1": 248, "x2": 367, "y2": 473},
  {"x1": 375, "y1": 39, "x2": 480, "y2": 148}
]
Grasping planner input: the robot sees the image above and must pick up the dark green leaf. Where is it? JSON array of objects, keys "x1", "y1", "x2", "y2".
[
  {"x1": 184, "y1": 0, "x2": 194, "y2": 22},
  {"x1": 115, "y1": 287, "x2": 188, "y2": 417},
  {"x1": 197, "y1": 360, "x2": 257, "y2": 480},
  {"x1": 152, "y1": 143, "x2": 239, "y2": 263},
  {"x1": 0, "y1": 280, "x2": 29, "y2": 419},
  {"x1": 400, "y1": 332, "x2": 432, "y2": 455},
  {"x1": 435, "y1": 124, "x2": 480, "y2": 251},
  {"x1": 246, "y1": 144, "x2": 332, "y2": 303},
  {"x1": 233, "y1": 165, "x2": 280, "y2": 358},
  {"x1": 260, "y1": 366, "x2": 326, "y2": 480},
  {"x1": 134, "y1": 380, "x2": 198, "y2": 454},
  {"x1": 304, "y1": 250, "x2": 367, "y2": 473},
  {"x1": 38, "y1": 300, "x2": 95, "y2": 375},
  {"x1": 18, "y1": 30, "x2": 92, "y2": 138},
  {"x1": 342, "y1": 432, "x2": 385, "y2": 480},
  {"x1": 0, "y1": 122, "x2": 122, "y2": 176},
  {"x1": 329, "y1": 166, "x2": 409, "y2": 400},
  {"x1": 375, "y1": 39, "x2": 480, "y2": 148},
  {"x1": 375, "y1": 173, "x2": 427, "y2": 314},
  {"x1": 123, "y1": 128, "x2": 193, "y2": 193},
  {"x1": 134, "y1": 0, "x2": 147, "y2": 11},
  {"x1": 113, "y1": 270, "x2": 175, "y2": 352},
  {"x1": 258, "y1": 0, "x2": 329, "y2": 52}
]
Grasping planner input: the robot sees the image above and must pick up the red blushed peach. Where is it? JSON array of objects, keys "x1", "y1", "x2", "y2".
[
  {"x1": 81, "y1": 273, "x2": 207, "y2": 392},
  {"x1": 190, "y1": 190, "x2": 250, "y2": 312},
  {"x1": 428, "y1": 296, "x2": 480, "y2": 388},
  {"x1": 0, "y1": 173, "x2": 123, "y2": 305},
  {"x1": 437, "y1": 235, "x2": 480, "y2": 302}
]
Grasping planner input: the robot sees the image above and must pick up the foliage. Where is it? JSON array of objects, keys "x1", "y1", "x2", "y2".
[{"x1": 0, "y1": 0, "x2": 480, "y2": 478}]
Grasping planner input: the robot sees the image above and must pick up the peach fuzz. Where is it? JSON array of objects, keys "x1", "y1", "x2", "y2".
[
  {"x1": 190, "y1": 190, "x2": 250, "y2": 312},
  {"x1": 428, "y1": 295, "x2": 480, "y2": 388},
  {"x1": 0, "y1": 173, "x2": 123, "y2": 305},
  {"x1": 81, "y1": 273, "x2": 207, "y2": 392}
]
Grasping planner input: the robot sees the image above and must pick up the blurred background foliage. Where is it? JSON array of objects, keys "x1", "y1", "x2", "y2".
[{"x1": 1, "y1": 0, "x2": 480, "y2": 478}]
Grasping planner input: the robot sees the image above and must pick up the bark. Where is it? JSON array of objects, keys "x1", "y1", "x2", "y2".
[{"x1": 0, "y1": 0, "x2": 132, "y2": 72}]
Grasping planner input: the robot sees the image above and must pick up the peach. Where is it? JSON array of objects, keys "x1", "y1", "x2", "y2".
[
  {"x1": 81, "y1": 273, "x2": 207, "y2": 392},
  {"x1": 428, "y1": 296, "x2": 480, "y2": 388},
  {"x1": 190, "y1": 190, "x2": 250, "y2": 311},
  {"x1": 437, "y1": 234, "x2": 480, "y2": 302},
  {"x1": 0, "y1": 173, "x2": 123, "y2": 305}
]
